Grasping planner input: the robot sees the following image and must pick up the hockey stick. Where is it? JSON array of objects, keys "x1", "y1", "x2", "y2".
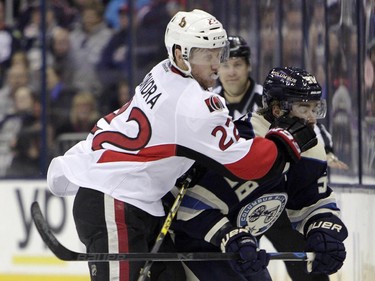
[
  {"x1": 137, "y1": 175, "x2": 192, "y2": 281},
  {"x1": 31, "y1": 201, "x2": 315, "y2": 262}
]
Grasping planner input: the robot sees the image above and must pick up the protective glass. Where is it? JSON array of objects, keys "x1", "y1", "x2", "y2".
[
  {"x1": 287, "y1": 99, "x2": 327, "y2": 120},
  {"x1": 189, "y1": 42, "x2": 230, "y2": 66}
]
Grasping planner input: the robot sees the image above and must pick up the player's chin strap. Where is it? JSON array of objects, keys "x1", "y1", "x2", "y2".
[
  {"x1": 170, "y1": 58, "x2": 219, "y2": 90},
  {"x1": 181, "y1": 58, "x2": 193, "y2": 77},
  {"x1": 170, "y1": 57, "x2": 193, "y2": 78}
]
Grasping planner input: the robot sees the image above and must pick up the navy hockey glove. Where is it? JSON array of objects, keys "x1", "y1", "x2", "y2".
[
  {"x1": 175, "y1": 162, "x2": 207, "y2": 188},
  {"x1": 233, "y1": 118, "x2": 254, "y2": 140},
  {"x1": 305, "y1": 215, "x2": 348, "y2": 274},
  {"x1": 266, "y1": 115, "x2": 317, "y2": 162},
  {"x1": 220, "y1": 228, "x2": 269, "y2": 276}
]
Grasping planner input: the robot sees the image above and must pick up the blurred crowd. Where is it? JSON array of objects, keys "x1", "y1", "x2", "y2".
[
  {"x1": 0, "y1": 0, "x2": 181, "y2": 177},
  {"x1": 0, "y1": 0, "x2": 373, "y2": 180}
]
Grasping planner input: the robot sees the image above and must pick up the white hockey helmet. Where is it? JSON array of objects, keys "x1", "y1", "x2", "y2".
[{"x1": 165, "y1": 9, "x2": 228, "y2": 75}]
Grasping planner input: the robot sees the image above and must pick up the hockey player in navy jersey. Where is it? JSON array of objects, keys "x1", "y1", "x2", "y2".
[
  {"x1": 169, "y1": 66, "x2": 348, "y2": 280},
  {"x1": 213, "y1": 35, "x2": 330, "y2": 281},
  {"x1": 46, "y1": 10, "x2": 318, "y2": 281}
]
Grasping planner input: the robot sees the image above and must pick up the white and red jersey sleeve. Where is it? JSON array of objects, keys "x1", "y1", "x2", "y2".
[{"x1": 47, "y1": 60, "x2": 280, "y2": 216}]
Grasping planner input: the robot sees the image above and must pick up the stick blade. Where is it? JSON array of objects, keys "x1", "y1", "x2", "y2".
[{"x1": 31, "y1": 201, "x2": 79, "y2": 261}]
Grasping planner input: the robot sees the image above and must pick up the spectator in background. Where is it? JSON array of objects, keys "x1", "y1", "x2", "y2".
[
  {"x1": 97, "y1": 4, "x2": 130, "y2": 95},
  {"x1": 20, "y1": 3, "x2": 58, "y2": 51},
  {"x1": 282, "y1": 2, "x2": 303, "y2": 67},
  {"x1": 135, "y1": 0, "x2": 177, "y2": 82},
  {"x1": 104, "y1": 0, "x2": 150, "y2": 30},
  {"x1": 115, "y1": 79, "x2": 131, "y2": 107},
  {"x1": 69, "y1": 1, "x2": 113, "y2": 97},
  {"x1": 366, "y1": 37, "x2": 375, "y2": 118},
  {"x1": 307, "y1": 0, "x2": 326, "y2": 81},
  {"x1": 0, "y1": 86, "x2": 39, "y2": 176},
  {"x1": 54, "y1": 91, "x2": 100, "y2": 137},
  {"x1": 259, "y1": 3, "x2": 277, "y2": 80},
  {"x1": 10, "y1": 50, "x2": 29, "y2": 68},
  {"x1": 16, "y1": 0, "x2": 76, "y2": 31},
  {"x1": 49, "y1": 0, "x2": 78, "y2": 29},
  {"x1": 5, "y1": 86, "x2": 43, "y2": 178},
  {"x1": 100, "y1": 78, "x2": 131, "y2": 114},
  {"x1": 49, "y1": 26, "x2": 75, "y2": 85},
  {"x1": 315, "y1": 122, "x2": 349, "y2": 170},
  {"x1": 0, "y1": 0, "x2": 23, "y2": 88},
  {"x1": 327, "y1": 30, "x2": 353, "y2": 171},
  {"x1": 46, "y1": 65, "x2": 78, "y2": 132},
  {"x1": 5, "y1": 125, "x2": 42, "y2": 177},
  {"x1": 19, "y1": 3, "x2": 57, "y2": 92},
  {"x1": 0, "y1": 63, "x2": 31, "y2": 120}
]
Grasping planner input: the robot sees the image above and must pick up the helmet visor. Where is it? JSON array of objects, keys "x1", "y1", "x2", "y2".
[
  {"x1": 288, "y1": 99, "x2": 327, "y2": 120},
  {"x1": 189, "y1": 43, "x2": 229, "y2": 66}
]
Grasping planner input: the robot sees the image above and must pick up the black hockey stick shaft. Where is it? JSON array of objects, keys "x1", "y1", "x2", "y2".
[
  {"x1": 137, "y1": 176, "x2": 192, "y2": 281},
  {"x1": 31, "y1": 202, "x2": 315, "y2": 262}
]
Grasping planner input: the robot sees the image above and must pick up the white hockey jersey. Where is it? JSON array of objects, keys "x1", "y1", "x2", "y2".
[{"x1": 47, "y1": 60, "x2": 281, "y2": 216}]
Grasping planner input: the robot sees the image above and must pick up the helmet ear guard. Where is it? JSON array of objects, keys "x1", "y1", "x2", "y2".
[{"x1": 262, "y1": 87, "x2": 284, "y2": 109}]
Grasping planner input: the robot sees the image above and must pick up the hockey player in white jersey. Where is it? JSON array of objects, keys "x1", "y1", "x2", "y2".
[
  {"x1": 47, "y1": 9, "x2": 318, "y2": 281},
  {"x1": 169, "y1": 67, "x2": 347, "y2": 280}
]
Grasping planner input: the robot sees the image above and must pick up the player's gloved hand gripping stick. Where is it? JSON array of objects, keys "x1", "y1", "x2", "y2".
[
  {"x1": 221, "y1": 228, "x2": 270, "y2": 276},
  {"x1": 305, "y1": 215, "x2": 347, "y2": 274}
]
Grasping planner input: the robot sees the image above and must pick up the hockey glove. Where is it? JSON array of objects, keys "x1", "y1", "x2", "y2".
[
  {"x1": 305, "y1": 215, "x2": 348, "y2": 274},
  {"x1": 233, "y1": 118, "x2": 254, "y2": 140},
  {"x1": 266, "y1": 115, "x2": 317, "y2": 162},
  {"x1": 175, "y1": 162, "x2": 207, "y2": 188},
  {"x1": 220, "y1": 228, "x2": 269, "y2": 276}
]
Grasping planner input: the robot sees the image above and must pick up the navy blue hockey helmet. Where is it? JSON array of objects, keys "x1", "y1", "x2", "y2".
[
  {"x1": 228, "y1": 35, "x2": 251, "y2": 60},
  {"x1": 262, "y1": 67, "x2": 326, "y2": 118}
]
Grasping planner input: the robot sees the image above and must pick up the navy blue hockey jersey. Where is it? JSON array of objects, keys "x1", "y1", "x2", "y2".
[{"x1": 169, "y1": 112, "x2": 341, "y2": 245}]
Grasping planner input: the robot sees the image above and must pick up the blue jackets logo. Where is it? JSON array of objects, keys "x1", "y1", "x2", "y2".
[{"x1": 237, "y1": 193, "x2": 287, "y2": 236}]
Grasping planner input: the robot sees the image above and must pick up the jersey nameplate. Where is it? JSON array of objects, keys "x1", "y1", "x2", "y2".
[
  {"x1": 139, "y1": 73, "x2": 162, "y2": 109},
  {"x1": 237, "y1": 193, "x2": 287, "y2": 236}
]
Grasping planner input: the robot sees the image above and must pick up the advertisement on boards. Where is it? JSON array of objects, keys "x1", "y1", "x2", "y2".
[{"x1": 0, "y1": 180, "x2": 88, "y2": 281}]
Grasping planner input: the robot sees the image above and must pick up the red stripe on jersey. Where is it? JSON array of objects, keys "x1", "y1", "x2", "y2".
[
  {"x1": 224, "y1": 137, "x2": 278, "y2": 180},
  {"x1": 114, "y1": 199, "x2": 129, "y2": 280},
  {"x1": 97, "y1": 144, "x2": 177, "y2": 163}
]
